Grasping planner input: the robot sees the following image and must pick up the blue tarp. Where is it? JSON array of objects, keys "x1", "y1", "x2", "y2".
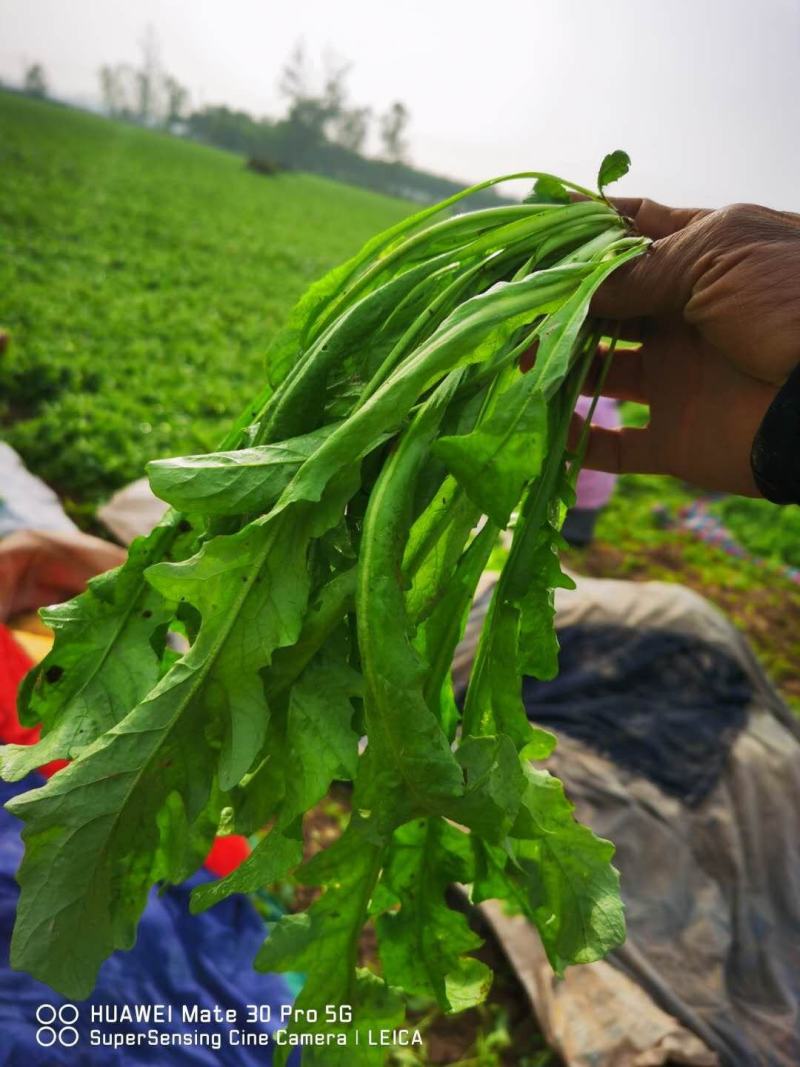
[{"x1": 0, "y1": 773, "x2": 295, "y2": 1065}]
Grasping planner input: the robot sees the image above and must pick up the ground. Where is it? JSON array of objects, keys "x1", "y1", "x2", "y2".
[
  {"x1": 567, "y1": 471, "x2": 800, "y2": 712},
  {"x1": 3, "y1": 90, "x2": 799, "y2": 1066}
]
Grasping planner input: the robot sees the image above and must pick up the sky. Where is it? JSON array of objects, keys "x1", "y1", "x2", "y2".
[{"x1": 1, "y1": 0, "x2": 799, "y2": 209}]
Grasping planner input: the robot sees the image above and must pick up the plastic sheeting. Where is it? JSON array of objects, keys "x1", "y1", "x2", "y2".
[
  {"x1": 0, "y1": 772, "x2": 295, "y2": 1065},
  {"x1": 456, "y1": 575, "x2": 800, "y2": 1067},
  {"x1": 97, "y1": 478, "x2": 168, "y2": 546},
  {"x1": 0, "y1": 444, "x2": 79, "y2": 539}
]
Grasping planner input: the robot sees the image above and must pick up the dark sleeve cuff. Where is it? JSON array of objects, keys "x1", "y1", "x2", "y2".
[{"x1": 750, "y1": 362, "x2": 800, "y2": 505}]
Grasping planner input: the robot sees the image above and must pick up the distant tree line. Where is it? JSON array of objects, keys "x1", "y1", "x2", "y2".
[
  {"x1": 11, "y1": 35, "x2": 504, "y2": 207},
  {"x1": 96, "y1": 37, "x2": 412, "y2": 162},
  {"x1": 184, "y1": 45, "x2": 502, "y2": 206},
  {"x1": 95, "y1": 35, "x2": 504, "y2": 205},
  {"x1": 22, "y1": 63, "x2": 48, "y2": 98}
]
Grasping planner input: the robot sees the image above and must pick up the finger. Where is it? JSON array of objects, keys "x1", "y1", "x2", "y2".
[
  {"x1": 582, "y1": 426, "x2": 661, "y2": 475},
  {"x1": 569, "y1": 192, "x2": 708, "y2": 238},
  {"x1": 582, "y1": 346, "x2": 648, "y2": 404},
  {"x1": 591, "y1": 199, "x2": 710, "y2": 319},
  {"x1": 590, "y1": 234, "x2": 697, "y2": 320},
  {"x1": 609, "y1": 197, "x2": 709, "y2": 239}
]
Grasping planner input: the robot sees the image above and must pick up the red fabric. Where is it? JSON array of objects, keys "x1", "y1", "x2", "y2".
[
  {"x1": 0, "y1": 626, "x2": 35, "y2": 743},
  {"x1": 0, "y1": 623, "x2": 249, "y2": 873},
  {"x1": 0, "y1": 625, "x2": 67, "y2": 777}
]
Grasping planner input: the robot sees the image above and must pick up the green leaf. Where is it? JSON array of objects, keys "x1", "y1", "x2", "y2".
[
  {"x1": 519, "y1": 727, "x2": 557, "y2": 761},
  {"x1": 0, "y1": 527, "x2": 175, "y2": 780},
  {"x1": 597, "y1": 150, "x2": 631, "y2": 194},
  {"x1": 147, "y1": 428, "x2": 334, "y2": 516},
  {"x1": 448, "y1": 734, "x2": 525, "y2": 841},
  {"x1": 524, "y1": 175, "x2": 571, "y2": 205},
  {"x1": 463, "y1": 600, "x2": 535, "y2": 748},
  {"x1": 276, "y1": 265, "x2": 587, "y2": 514},
  {"x1": 355, "y1": 378, "x2": 467, "y2": 826},
  {"x1": 305, "y1": 180, "x2": 522, "y2": 342},
  {"x1": 261, "y1": 255, "x2": 462, "y2": 446},
  {"x1": 280, "y1": 655, "x2": 361, "y2": 825},
  {"x1": 145, "y1": 512, "x2": 312, "y2": 790},
  {"x1": 7, "y1": 696, "x2": 218, "y2": 999},
  {"x1": 257, "y1": 819, "x2": 392, "y2": 1065},
  {"x1": 475, "y1": 766, "x2": 625, "y2": 975},
  {"x1": 7, "y1": 510, "x2": 312, "y2": 997},
  {"x1": 156, "y1": 785, "x2": 225, "y2": 886},
  {"x1": 517, "y1": 766, "x2": 625, "y2": 972},
  {"x1": 300, "y1": 971, "x2": 406, "y2": 1067},
  {"x1": 433, "y1": 379, "x2": 547, "y2": 527},
  {"x1": 526, "y1": 246, "x2": 641, "y2": 400},
  {"x1": 190, "y1": 826, "x2": 303, "y2": 913},
  {"x1": 518, "y1": 529, "x2": 576, "y2": 681},
  {"x1": 375, "y1": 818, "x2": 491, "y2": 1012},
  {"x1": 260, "y1": 244, "x2": 370, "y2": 390},
  {"x1": 232, "y1": 651, "x2": 359, "y2": 840},
  {"x1": 307, "y1": 169, "x2": 602, "y2": 343},
  {"x1": 412, "y1": 522, "x2": 496, "y2": 739},
  {"x1": 262, "y1": 566, "x2": 356, "y2": 702},
  {"x1": 403, "y1": 477, "x2": 476, "y2": 615},
  {"x1": 257, "y1": 822, "x2": 380, "y2": 985}
]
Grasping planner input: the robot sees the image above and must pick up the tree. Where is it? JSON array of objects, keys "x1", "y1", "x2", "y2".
[
  {"x1": 333, "y1": 106, "x2": 371, "y2": 153},
  {"x1": 135, "y1": 25, "x2": 161, "y2": 124},
  {"x1": 23, "y1": 63, "x2": 48, "y2": 98},
  {"x1": 99, "y1": 65, "x2": 125, "y2": 117},
  {"x1": 164, "y1": 76, "x2": 189, "y2": 126},
  {"x1": 187, "y1": 105, "x2": 267, "y2": 154},
  {"x1": 380, "y1": 101, "x2": 410, "y2": 163},
  {"x1": 320, "y1": 50, "x2": 350, "y2": 123},
  {"x1": 278, "y1": 42, "x2": 311, "y2": 105},
  {"x1": 278, "y1": 42, "x2": 352, "y2": 160},
  {"x1": 113, "y1": 64, "x2": 139, "y2": 120}
]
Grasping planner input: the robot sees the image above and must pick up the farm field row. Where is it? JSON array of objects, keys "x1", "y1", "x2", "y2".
[{"x1": 0, "y1": 90, "x2": 410, "y2": 508}]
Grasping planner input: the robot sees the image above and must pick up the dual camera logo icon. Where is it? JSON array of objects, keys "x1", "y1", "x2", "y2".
[{"x1": 35, "y1": 1003, "x2": 80, "y2": 1047}]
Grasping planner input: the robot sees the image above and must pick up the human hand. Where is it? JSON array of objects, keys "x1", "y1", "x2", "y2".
[{"x1": 581, "y1": 198, "x2": 800, "y2": 496}]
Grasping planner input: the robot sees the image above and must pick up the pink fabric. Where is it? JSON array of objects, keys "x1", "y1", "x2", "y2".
[{"x1": 574, "y1": 396, "x2": 619, "y2": 510}]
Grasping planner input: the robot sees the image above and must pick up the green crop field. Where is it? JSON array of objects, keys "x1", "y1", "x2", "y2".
[{"x1": 0, "y1": 90, "x2": 410, "y2": 508}]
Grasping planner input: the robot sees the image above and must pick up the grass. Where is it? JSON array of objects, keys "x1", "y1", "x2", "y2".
[
  {"x1": 709, "y1": 494, "x2": 800, "y2": 570},
  {"x1": 0, "y1": 91, "x2": 410, "y2": 511}
]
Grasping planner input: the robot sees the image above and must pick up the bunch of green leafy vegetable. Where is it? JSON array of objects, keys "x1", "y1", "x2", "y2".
[{"x1": 1, "y1": 152, "x2": 645, "y2": 1063}]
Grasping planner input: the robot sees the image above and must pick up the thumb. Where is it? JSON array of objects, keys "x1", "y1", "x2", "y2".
[
  {"x1": 582, "y1": 425, "x2": 662, "y2": 476},
  {"x1": 591, "y1": 230, "x2": 698, "y2": 320}
]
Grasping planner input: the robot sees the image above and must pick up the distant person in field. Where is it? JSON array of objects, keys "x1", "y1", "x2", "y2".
[
  {"x1": 578, "y1": 198, "x2": 800, "y2": 505},
  {"x1": 562, "y1": 396, "x2": 620, "y2": 548}
]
